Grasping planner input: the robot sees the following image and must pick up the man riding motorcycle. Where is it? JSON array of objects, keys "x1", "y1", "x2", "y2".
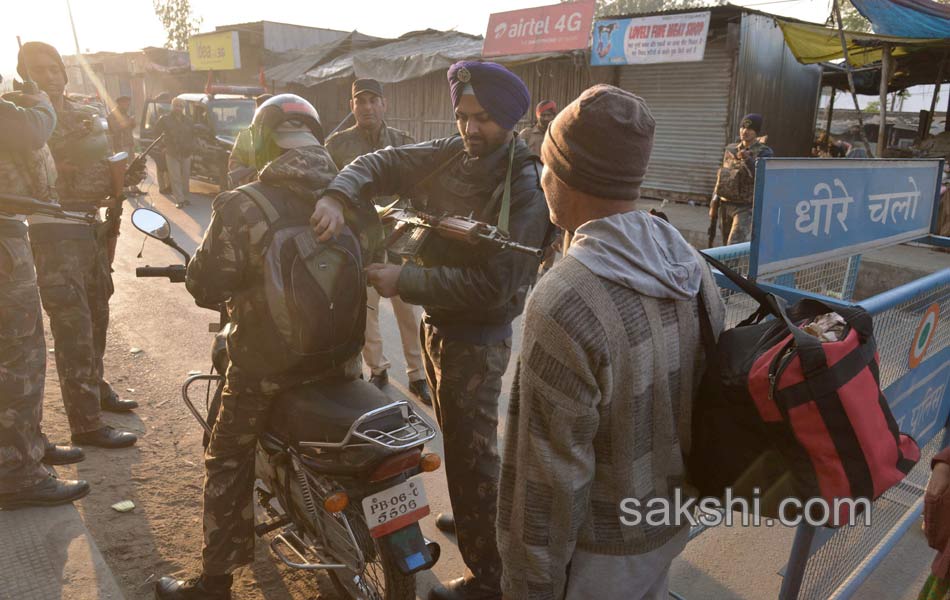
[{"x1": 155, "y1": 94, "x2": 377, "y2": 599}]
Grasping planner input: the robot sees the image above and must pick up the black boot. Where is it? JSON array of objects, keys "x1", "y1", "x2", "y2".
[
  {"x1": 43, "y1": 443, "x2": 85, "y2": 465},
  {"x1": 369, "y1": 370, "x2": 389, "y2": 389},
  {"x1": 0, "y1": 475, "x2": 90, "y2": 509},
  {"x1": 435, "y1": 512, "x2": 455, "y2": 534},
  {"x1": 409, "y1": 379, "x2": 432, "y2": 406},
  {"x1": 428, "y1": 576, "x2": 501, "y2": 600},
  {"x1": 72, "y1": 426, "x2": 137, "y2": 449},
  {"x1": 155, "y1": 573, "x2": 232, "y2": 599},
  {"x1": 100, "y1": 390, "x2": 139, "y2": 412}
]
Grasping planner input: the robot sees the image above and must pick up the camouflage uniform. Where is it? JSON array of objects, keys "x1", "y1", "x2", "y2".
[
  {"x1": 517, "y1": 123, "x2": 546, "y2": 159},
  {"x1": 326, "y1": 123, "x2": 426, "y2": 382},
  {"x1": 0, "y1": 94, "x2": 58, "y2": 493},
  {"x1": 325, "y1": 135, "x2": 551, "y2": 589},
  {"x1": 715, "y1": 140, "x2": 773, "y2": 245},
  {"x1": 30, "y1": 97, "x2": 115, "y2": 435},
  {"x1": 186, "y1": 145, "x2": 367, "y2": 575}
]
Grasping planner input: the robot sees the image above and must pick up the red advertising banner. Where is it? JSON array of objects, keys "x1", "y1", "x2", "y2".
[{"x1": 482, "y1": 1, "x2": 596, "y2": 58}]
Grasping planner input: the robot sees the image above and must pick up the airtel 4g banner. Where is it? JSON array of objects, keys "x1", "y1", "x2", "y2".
[{"x1": 482, "y1": 1, "x2": 595, "y2": 58}]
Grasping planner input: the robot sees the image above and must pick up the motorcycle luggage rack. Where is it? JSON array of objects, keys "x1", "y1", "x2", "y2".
[
  {"x1": 299, "y1": 401, "x2": 435, "y2": 451},
  {"x1": 270, "y1": 529, "x2": 349, "y2": 571}
]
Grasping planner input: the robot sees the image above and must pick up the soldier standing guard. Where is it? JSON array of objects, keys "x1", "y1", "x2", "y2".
[
  {"x1": 0, "y1": 85, "x2": 89, "y2": 509},
  {"x1": 713, "y1": 112, "x2": 773, "y2": 245},
  {"x1": 311, "y1": 61, "x2": 552, "y2": 600},
  {"x1": 18, "y1": 42, "x2": 139, "y2": 450},
  {"x1": 325, "y1": 78, "x2": 431, "y2": 404}
]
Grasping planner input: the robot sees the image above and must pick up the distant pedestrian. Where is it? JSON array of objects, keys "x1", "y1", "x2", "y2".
[
  {"x1": 497, "y1": 84, "x2": 725, "y2": 600},
  {"x1": 713, "y1": 113, "x2": 772, "y2": 245},
  {"x1": 155, "y1": 97, "x2": 195, "y2": 208},
  {"x1": 519, "y1": 99, "x2": 557, "y2": 159}
]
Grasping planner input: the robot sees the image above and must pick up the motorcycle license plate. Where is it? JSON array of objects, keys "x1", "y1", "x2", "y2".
[{"x1": 362, "y1": 479, "x2": 430, "y2": 539}]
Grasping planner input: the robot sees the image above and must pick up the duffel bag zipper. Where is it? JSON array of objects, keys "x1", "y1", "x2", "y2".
[{"x1": 768, "y1": 339, "x2": 796, "y2": 402}]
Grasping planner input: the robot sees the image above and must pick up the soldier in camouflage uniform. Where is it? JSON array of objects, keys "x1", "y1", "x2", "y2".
[
  {"x1": 713, "y1": 112, "x2": 773, "y2": 245},
  {"x1": 18, "y1": 42, "x2": 139, "y2": 450},
  {"x1": 312, "y1": 61, "x2": 551, "y2": 600},
  {"x1": 156, "y1": 95, "x2": 374, "y2": 600},
  {"x1": 326, "y1": 78, "x2": 431, "y2": 403},
  {"x1": 0, "y1": 88, "x2": 89, "y2": 509}
]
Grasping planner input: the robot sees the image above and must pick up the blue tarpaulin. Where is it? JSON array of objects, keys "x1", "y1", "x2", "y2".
[{"x1": 850, "y1": 0, "x2": 950, "y2": 38}]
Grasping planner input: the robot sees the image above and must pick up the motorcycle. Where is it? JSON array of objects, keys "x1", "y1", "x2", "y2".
[{"x1": 130, "y1": 207, "x2": 441, "y2": 600}]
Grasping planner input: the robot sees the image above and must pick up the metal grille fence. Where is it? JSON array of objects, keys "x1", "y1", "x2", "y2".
[
  {"x1": 702, "y1": 243, "x2": 949, "y2": 599},
  {"x1": 873, "y1": 282, "x2": 950, "y2": 389},
  {"x1": 705, "y1": 244, "x2": 862, "y2": 329},
  {"x1": 796, "y1": 432, "x2": 944, "y2": 600}
]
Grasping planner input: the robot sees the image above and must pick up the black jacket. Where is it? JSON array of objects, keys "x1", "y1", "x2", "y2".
[{"x1": 326, "y1": 135, "x2": 551, "y2": 330}]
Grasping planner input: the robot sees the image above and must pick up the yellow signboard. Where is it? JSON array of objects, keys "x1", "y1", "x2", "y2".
[{"x1": 188, "y1": 31, "x2": 241, "y2": 71}]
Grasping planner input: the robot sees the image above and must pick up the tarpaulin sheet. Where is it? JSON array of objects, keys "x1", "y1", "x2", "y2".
[
  {"x1": 851, "y1": 0, "x2": 950, "y2": 38},
  {"x1": 776, "y1": 19, "x2": 947, "y2": 66}
]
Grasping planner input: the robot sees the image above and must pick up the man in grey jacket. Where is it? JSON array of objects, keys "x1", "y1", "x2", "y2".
[{"x1": 496, "y1": 85, "x2": 725, "y2": 599}]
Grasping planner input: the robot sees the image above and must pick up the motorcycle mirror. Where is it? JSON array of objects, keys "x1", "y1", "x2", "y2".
[{"x1": 131, "y1": 207, "x2": 171, "y2": 241}]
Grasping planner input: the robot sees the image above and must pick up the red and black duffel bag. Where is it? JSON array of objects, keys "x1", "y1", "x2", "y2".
[{"x1": 689, "y1": 253, "x2": 920, "y2": 525}]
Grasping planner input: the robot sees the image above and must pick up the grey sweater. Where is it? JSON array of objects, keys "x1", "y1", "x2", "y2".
[{"x1": 497, "y1": 211, "x2": 725, "y2": 599}]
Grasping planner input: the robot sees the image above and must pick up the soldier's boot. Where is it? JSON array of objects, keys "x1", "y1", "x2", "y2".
[
  {"x1": 72, "y1": 426, "x2": 137, "y2": 449},
  {"x1": 100, "y1": 389, "x2": 139, "y2": 412},
  {"x1": 435, "y1": 512, "x2": 455, "y2": 534},
  {"x1": 43, "y1": 443, "x2": 85, "y2": 465},
  {"x1": 155, "y1": 573, "x2": 232, "y2": 600},
  {"x1": 0, "y1": 474, "x2": 90, "y2": 509},
  {"x1": 369, "y1": 370, "x2": 389, "y2": 389},
  {"x1": 409, "y1": 378, "x2": 432, "y2": 406},
  {"x1": 427, "y1": 576, "x2": 502, "y2": 600}
]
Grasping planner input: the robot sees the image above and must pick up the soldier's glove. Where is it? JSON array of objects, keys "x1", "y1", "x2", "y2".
[{"x1": 124, "y1": 161, "x2": 147, "y2": 187}]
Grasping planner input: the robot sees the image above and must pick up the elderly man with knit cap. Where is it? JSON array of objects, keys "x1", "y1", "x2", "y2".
[
  {"x1": 496, "y1": 84, "x2": 725, "y2": 599},
  {"x1": 311, "y1": 60, "x2": 552, "y2": 600},
  {"x1": 712, "y1": 112, "x2": 773, "y2": 245}
]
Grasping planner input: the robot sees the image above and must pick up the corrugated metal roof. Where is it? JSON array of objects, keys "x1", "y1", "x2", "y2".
[
  {"x1": 264, "y1": 32, "x2": 385, "y2": 85},
  {"x1": 298, "y1": 29, "x2": 584, "y2": 87}
]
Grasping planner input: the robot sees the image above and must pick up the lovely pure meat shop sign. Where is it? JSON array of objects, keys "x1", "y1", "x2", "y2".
[{"x1": 482, "y1": 1, "x2": 596, "y2": 57}]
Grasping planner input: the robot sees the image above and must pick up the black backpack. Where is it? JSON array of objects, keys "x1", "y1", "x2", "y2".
[{"x1": 229, "y1": 182, "x2": 366, "y2": 377}]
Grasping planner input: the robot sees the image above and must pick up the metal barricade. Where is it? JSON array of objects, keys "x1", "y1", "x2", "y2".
[{"x1": 699, "y1": 244, "x2": 950, "y2": 599}]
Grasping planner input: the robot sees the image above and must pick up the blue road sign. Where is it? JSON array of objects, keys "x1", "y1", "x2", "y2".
[{"x1": 750, "y1": 158, "x2": 944, "y2": 278}]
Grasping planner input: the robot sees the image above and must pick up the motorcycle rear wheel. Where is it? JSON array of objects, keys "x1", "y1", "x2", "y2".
[{"x1": 328, "y1": 506, "x2": 415, "y2": 600}]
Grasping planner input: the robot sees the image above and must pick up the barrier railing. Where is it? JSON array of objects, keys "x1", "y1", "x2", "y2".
[{"x1": 699, "y1": 243, "x2": 950, "y2": 599}]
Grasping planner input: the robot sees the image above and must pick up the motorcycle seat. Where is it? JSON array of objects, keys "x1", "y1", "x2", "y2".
[{"x1": 266, "y1": 377, "x2": 404, "y2": 448}]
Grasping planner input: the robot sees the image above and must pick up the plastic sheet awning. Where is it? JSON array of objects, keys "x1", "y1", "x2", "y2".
[
  {"x1": 851, "y1": 0, "x2": 950, "y2": 38},
  {"x1": 776, "y1": 19, "x2": 947, "y2": 66}
]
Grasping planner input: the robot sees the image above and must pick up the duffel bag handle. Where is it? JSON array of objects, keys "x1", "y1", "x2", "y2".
[
  {"x1": 700, "y1": 252, "x2": 872, "y2": 343},
  {"x1": 765, "y1": 294, "x2": 829, "y2": 379}
]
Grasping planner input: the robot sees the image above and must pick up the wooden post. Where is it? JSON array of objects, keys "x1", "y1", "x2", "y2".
[
  {"x1": 926, "y1": 51, "x2": 948, "y2": 140},
  {"x1": 832, "y1": 0, "x2": 875, "y2": 157},
  {"x1": 878, "y1": 44, "x2": 891, "y2": 155},
  {"x1": 826, "y1": 87, "x2": 836, "y2": 133}
]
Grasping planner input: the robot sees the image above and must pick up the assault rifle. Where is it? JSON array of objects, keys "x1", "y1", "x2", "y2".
[
  {"x1": 104, "y1": 134, "x2": 164, "y2": 264},
  {"x1": 0, "y1": 193, "x2": 95, "y2": 223},
  {"x1": 379, "y1": 205, "x2": 543, "y2": 259}
]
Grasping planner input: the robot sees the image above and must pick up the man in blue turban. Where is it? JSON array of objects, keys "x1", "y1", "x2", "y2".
[{"x1": 310, "y1": 61, "x2": 553, "y2": 600}]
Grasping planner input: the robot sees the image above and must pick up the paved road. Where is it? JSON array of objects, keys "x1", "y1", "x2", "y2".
[{"x1": 38, "y1": 168, "x2": 934, "y2": 599}]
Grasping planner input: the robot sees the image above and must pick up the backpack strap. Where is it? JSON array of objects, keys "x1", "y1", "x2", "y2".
[
  {"x1": 235, "y1": 182, "x2": 299, "y2": 252},
  {"x1": 237, "y1": 183, "x2": 281, "y2": 224}
]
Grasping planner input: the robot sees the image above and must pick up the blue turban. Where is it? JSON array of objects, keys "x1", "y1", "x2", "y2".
[{"x1": 447, "y1": 61, "x2": 530, "y2": 131}]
